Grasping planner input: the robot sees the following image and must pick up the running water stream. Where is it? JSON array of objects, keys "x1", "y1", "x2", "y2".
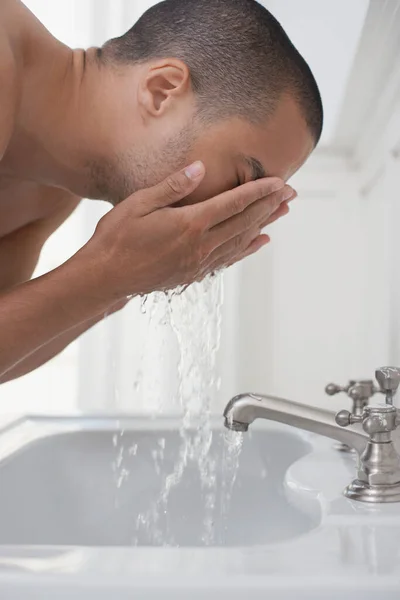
[
  {"x1": 112, "y1": 274, "x2": 245, "y2": 546},
  {"x1": 218, "y1": 429, "x2": 244, "y2": 543},
  {"x1": 162, "y1": 274, "x2": 224, "y2": 545}
]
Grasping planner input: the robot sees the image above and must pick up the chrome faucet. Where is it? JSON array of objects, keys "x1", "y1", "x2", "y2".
[
  {"x1": 223, "y1": 367, "x2": 400, "y2": 504},
  {"x1": 223, "y1": 393, "x2": 369, "y2": 454}
]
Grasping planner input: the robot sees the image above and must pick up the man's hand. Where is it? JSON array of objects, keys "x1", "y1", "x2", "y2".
[{"x1": 82, "y1": 161, "x2": 295, "y2": 300}]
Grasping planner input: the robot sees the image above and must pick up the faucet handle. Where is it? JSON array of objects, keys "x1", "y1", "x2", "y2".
[
  {"x1": 326, "y1": 380, "x2": 379, "y2": 417},
  {"x1": 375, "y1": 367, "x2": 400, "y2": 405},
  {"x1": 325, "y1": 382, "x2": 353, "y2": 396},
  {"x1": 336, "y1": 405, "x2": 399, "y2": 436},
  {"x1": 326, "y1": 380, "x2": 379, "y2": 400},
  {"x1": 335, "y1": 410, "x2": 363, "y2": 427}
]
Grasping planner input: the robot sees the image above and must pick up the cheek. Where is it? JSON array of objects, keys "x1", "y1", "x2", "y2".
[
  {"x1": 183, "y1": 177, "x2": 231, "y2": 206},
  {"x1": 183, "y1": 161, "x2": 236, "y2": 206}
]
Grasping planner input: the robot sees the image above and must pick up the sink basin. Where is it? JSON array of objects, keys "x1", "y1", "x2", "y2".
[
  {"x1": 0, "y1": 417, "x2": 318, "y2": 547},
  {"x1": 0, "y1": 416, "x2": 399, "y2": 600}
]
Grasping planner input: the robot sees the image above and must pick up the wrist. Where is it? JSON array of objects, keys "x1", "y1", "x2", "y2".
[
  {"x1": 65, "y1": 240, "x2": 132, "y2": 310},
  {"x1": 54, "y1": 249, "x2": 119, "y2": 321}
]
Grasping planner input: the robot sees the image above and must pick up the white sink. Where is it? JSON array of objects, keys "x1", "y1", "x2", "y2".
[
  {"x1": 0, "y1": 417, "x2": 318, "y2": 548},
  {"x1": 0, "y1": 416, "x2": 398, "y2": 600}
]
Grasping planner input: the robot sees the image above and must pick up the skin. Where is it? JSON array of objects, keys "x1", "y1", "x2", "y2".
[{"x1": 0, "y1": 0, "x2": 315, "y2": 384}]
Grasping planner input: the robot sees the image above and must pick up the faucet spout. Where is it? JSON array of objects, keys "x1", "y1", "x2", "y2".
[{"x1": 224, "y1": 393, "x2": 368, "y2": 455}]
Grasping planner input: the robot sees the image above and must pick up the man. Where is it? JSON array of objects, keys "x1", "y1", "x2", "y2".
[{"x1": 0, "y1": 0, "x2": 323, "y2": 382}]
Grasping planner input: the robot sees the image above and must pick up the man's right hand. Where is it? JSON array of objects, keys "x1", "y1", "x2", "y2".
[{"x1": 82, "y1": 161, "x2": 295, "y2": 300}]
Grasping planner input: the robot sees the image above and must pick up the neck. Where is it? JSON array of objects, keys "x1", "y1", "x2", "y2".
[{"x1": 1, "y1": 0, "x2": 103, "y2": 198}]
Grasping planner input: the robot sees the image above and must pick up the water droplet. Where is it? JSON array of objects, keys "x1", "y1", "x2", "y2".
[{"x1": 140, "y1": 295, "x2": 149, "y2": 314}]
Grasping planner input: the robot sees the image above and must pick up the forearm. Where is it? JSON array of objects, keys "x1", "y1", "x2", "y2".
[
  {"x1": 0, "y1": 250, "x2": 113, "y2": 380},
  {"x1": 0, "y1": 314, "x2": 101, "y2": 383},
  {"x1": 0, "y1": 293, "x2": 129, "y2": 383}
]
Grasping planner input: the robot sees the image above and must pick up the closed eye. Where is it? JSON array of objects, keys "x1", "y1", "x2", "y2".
[{"x1": 241, "y1": 155, "x2": 268, "y2": 181}]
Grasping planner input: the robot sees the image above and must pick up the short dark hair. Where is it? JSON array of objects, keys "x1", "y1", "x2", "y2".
[{"x1": 104, "y1": 0, "x2": 323, "y2": 144}]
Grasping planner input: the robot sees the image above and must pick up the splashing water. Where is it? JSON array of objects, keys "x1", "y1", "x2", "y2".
[
  {"x1": 140, "y1": 295, "x2": 149, "y2": 315},
  {"x1": 133, "y1": 274, "x2": 224, "y2": 545},
  {"x1": 112, "y1": 425, "x2": 130, "y2": 508},
  {"x1": 113, "y1": 273, "x2": 246, "y2": 546},
  {"x1": 218, "y1": 429, "x2": 244, "y2": 543},
  {"x1": 166, "y1": 275, "x2": 223, "y2": 544},
  {"x1": 165, "y1": 277, "x2": 223, "y2": 475}
]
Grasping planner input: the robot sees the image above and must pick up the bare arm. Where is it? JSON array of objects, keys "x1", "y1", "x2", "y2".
[
  {"x1": 0, "y1": 298, "x2": 128, "y2": 383},
  {"x1": 0, "y1": 313, "x2": 102, "y2": 383},
  {"x1": 0, "y1": 195, "x2": 131, "y2": 383},
  {"x1": 0, "y1": 254, "x2": 116, "y2": 381}
]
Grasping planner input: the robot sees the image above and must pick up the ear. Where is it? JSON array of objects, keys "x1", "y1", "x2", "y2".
[{"x1": 138, "y1": 59, "x2": 191, "y2": 116}]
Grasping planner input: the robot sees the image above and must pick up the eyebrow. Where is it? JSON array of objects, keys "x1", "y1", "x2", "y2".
[{"x1": 243, "y1": 156, "x2": 268, "y2": 181}]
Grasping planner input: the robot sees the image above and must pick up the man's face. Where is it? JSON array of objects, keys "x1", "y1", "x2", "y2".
[
  {"x1": 96, "y1": 92, "x2": 314, "y2": 205},
  {"x1": 184, "y1": 95, "x2": 315, "y2": 205}
]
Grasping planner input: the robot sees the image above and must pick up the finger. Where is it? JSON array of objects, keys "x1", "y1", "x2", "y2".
[
  {"x1": 234, "y1": 234, "x2": 271, "y2": 264},
  {"x1": 139, "y1": 161, "x2": 206, "y2": 214},
  {"x1": 227, "y1": 234, "x2": 271, "y2": 268},
  {"x1": 260, "y1": 202, "x2": 290, "y2": 229},
  {"x1": 191, "y1": 177, "x2": 286, "y2": 229},
  {"x1": 204, "y1": 234, "x2": 271, "y2": 276},
  {"x1": 203, "y1": 224, "x2": 262, "y2": 271},
  {"x1": 205, "y1": 185, "x2": 293, "y2": 254},
  {"x1": 261, "y1": 189, "x2": 296, "y2": 228}
]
